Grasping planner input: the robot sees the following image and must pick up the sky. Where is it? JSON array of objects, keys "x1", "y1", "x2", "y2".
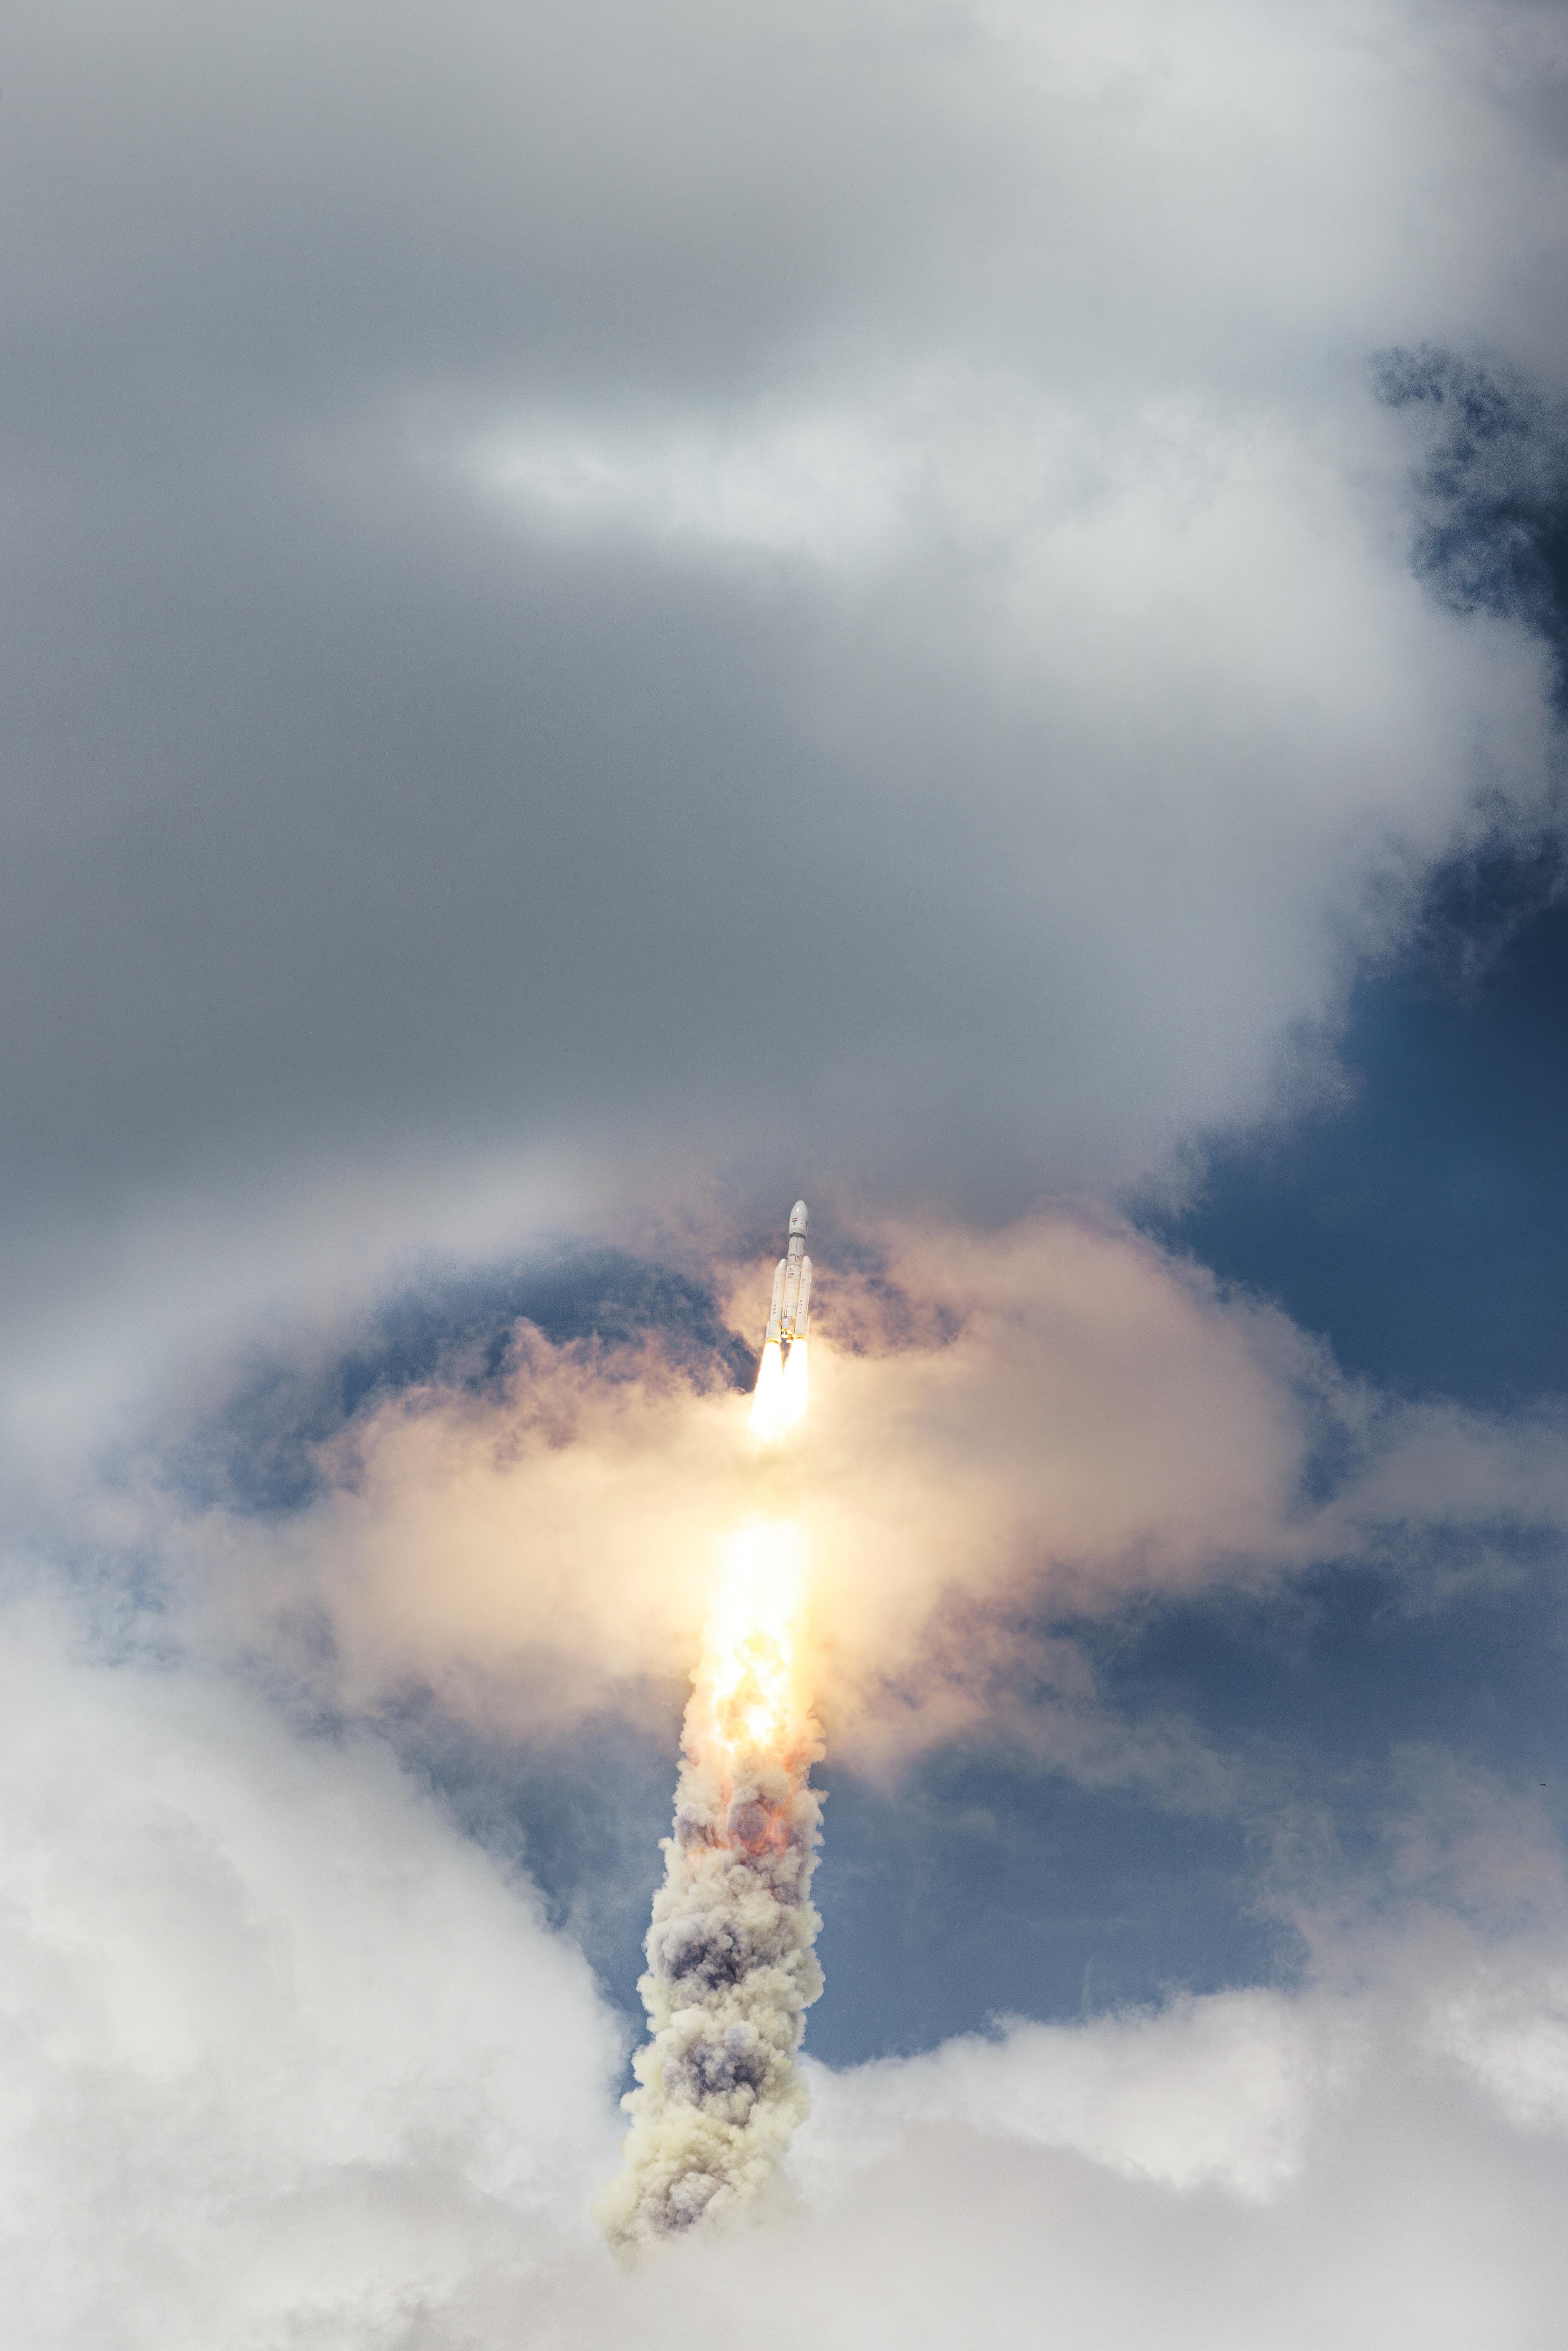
[{"x1": 4, "y1": 0, "x2": 1568, "y2": 2341}]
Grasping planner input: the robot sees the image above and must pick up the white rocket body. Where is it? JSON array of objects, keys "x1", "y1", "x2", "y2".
[{"x1": 765, "y1": 1199, "x2": 812, "y2": 1347}]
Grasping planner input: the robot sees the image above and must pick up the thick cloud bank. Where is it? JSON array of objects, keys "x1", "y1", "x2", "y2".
[
  {"x1": 0, "y1": 1609, "x2": 623, "y2": 2346},
  {"x1": 5, "y1": 1593, "x2": 1568, "y2": 2348},
  {"x1": 0, "y1": 0, "x2": 1566, "y2": 1363}
]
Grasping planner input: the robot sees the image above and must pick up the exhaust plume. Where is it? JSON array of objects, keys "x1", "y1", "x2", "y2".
[
  {"x1": 598, "y1": 1219, "x2": 822, "y2": 2258},
  {"x1": 749, "y1": 1338, "x2": 784, "y2": 1439}
]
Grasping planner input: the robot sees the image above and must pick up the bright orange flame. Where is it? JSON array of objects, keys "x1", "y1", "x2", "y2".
[
  {"x1": 697, "y1": 1517, "x2": 808, "y2": 1763},
  {"x1": 697, "y1": 1331, "x2": 816, "y2": 1769}
]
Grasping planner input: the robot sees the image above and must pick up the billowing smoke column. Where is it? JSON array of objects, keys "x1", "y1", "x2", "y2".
[{"x1": 597, "y1": 1205, "x2": 823, "y2": 2259}]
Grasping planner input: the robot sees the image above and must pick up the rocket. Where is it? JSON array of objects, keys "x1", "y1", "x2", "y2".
[
  {"x1": 750, "y1": 1200, "x2": 813, "y2": 1441},
  {"x1": 765, "y1": 1199, "x2": 812, "y2": 1349}
]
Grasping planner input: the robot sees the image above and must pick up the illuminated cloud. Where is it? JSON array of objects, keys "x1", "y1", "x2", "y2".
[{"x1": 139, "y1": 1211, "x2": 1568, "y2": 1795}]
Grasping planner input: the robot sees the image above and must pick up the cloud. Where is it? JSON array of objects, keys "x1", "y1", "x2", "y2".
[
  {"x1": 701, "y1": 1945, "x2": 1568, "y2": 2351},
  {"x1": 796, "y1": 1984, "x2": 1357, "y2": 2204},
  {"x1": 3, "y1": 3, "x2": 1568, "y2": 2335},
  {"x1": 0, "y1": 0, "x2": 1564, "y2": 1364},
  {"x1": 7, "y1": 1591, "x2": 1568, "y2": 2349},
  {"x1": 144, "y1": 1215, "x2": 1313, "y2": 1764},
  {"x1": 117, "y1": 1207, "x2": 1562, "y2": 1798},
  {"x1": 546, "y1": 1773, "x2": 1568, "y2": 2347},
  {"x1": 1377, "y1": 346, "x2": 1568, "y2": 704},
  {"x1": 0, "y1": 1603, "x2": 624, "y2": 2348}
]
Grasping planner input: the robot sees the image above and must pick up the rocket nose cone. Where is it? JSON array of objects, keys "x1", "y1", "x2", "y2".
[{"x1": 788, "y1": 1200, "x2": 808, "y2": 1236}]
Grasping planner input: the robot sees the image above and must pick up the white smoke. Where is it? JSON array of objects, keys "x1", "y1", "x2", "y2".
[
  {"x1": 595, "y1": 1732, "x2": 823, "y2": 2255},
  {"x1": 598, "y1": 1499, "x2": 825, "y2": 2256}
]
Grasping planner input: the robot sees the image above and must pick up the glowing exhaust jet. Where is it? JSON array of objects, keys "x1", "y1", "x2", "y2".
[{"x1": 766, "y1": 1199, "x2": 812, "y2": 1349}]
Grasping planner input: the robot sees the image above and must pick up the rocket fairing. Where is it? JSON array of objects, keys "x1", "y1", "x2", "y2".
[{"x1": 765, "y1": 1199, "x2": 812, "y2": 1349}]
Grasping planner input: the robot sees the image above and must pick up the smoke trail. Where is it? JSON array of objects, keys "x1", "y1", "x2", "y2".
[{"x1": 596, "y1": 1507, "x2": 824, "y2": 2258}]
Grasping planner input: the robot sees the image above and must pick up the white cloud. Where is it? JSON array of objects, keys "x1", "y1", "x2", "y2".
[
  {"x1": 796, "y1": 1985, "x2": 1360, "y2": 2203},
  {"x1": 473, "y1": 406, "x2": 909, "y2": 563},
  {"x1": 1427, "y1": 1949, "x2": 1568, "y2": 2133},
  {"x1": 7, "y1": 1598, "x2": 1568, "y2": 2349},
  {"x1": 0, "y1": 1606, "x2": 623, "y2": 2349}
]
